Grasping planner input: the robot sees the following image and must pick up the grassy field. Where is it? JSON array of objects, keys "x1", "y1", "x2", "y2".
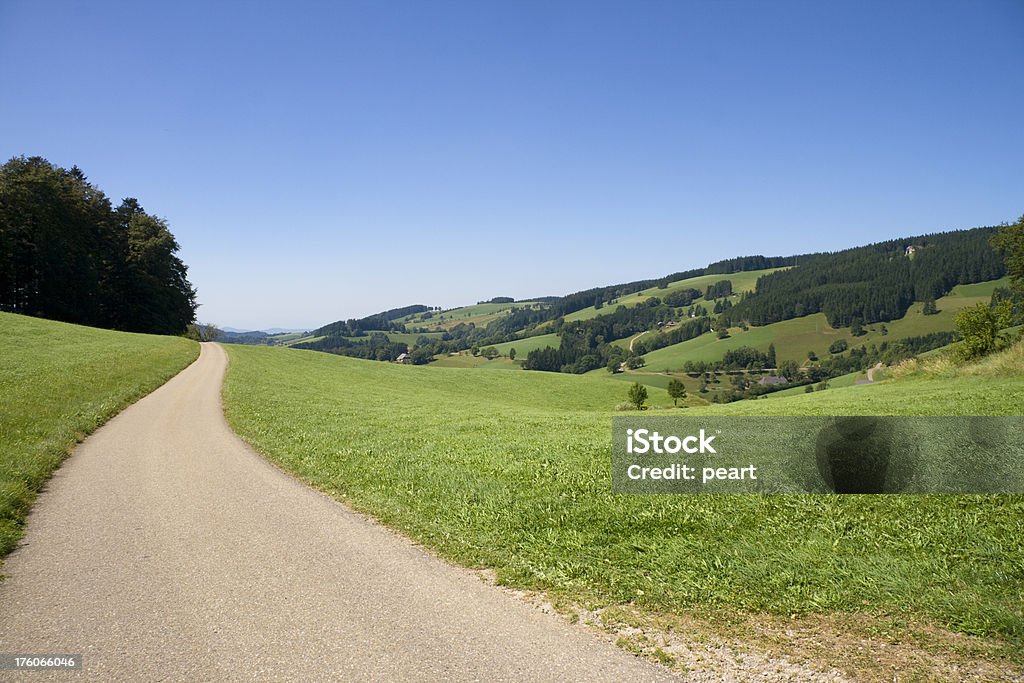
[
  {"x1": 759, "y1": 368, "x2": 866, "y2": 399},
  {"x1": 399, "y1": 301, "x2": 544, "y2": 332},
  {"x1": 490, "y1": 332, "x2": 559, "y2": 357},
  {"x1": 266, "y1": 331, "x2": 311, "y2": 345},
  {"x1": 341, "y1": 331, "x2": 444, "y2": 347},
  {"x1": 695, "y1": 340, "x2": 1024, "y2": 416},
  {"x1": 223, "y1": 341, "x2": 1024, "y2": 674},
  {"x1": 429, "y1": 354, "x2": 523, "y2": 370},
  {"x1": 641, "y1": 313, "x2": 843, "y2": 370},
  {"x1": 0, "y1": 313, "x2": 199, "y2": 564},
  {"x1": 594, "y1": 364, "x2": 867, "y2": 404},
  {"x1": 428, "y1": 333, "x2": 559, "y2": 368},
  {"x1": 562, "y1": 268, "x2": 785, "y2": 323}
]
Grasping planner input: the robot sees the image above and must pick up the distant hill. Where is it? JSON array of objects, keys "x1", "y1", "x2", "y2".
[
  {"x1": 262, "y1": 327, "x2": 310, "y2": 334},
  {"x1": 221, "y1": 327, "x2": 309, "y2": 334},
  {"x1": 296, "y1": 224, "x2": 1009, "y2": 376}
]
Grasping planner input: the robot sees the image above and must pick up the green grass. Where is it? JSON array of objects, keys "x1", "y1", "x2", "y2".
[
  {"x1": 283, "y1": 334, "x2": 324, "y2": 346},
  {"x1": 490, "y1": 333, "x2": 559, "y2": 357},
  {"x1": 641, "y1": 314, "x2": 841, "y2": 370},
  {"x1": 759, "y1": 369, "x2": 866, "y2": 399},
  {"x1": 223, "y1": 342, "x2": 1024, "y2": 653},
  {"x1": 430, "y1": 354, "x2": 523, "y2": 370},
  {"x1": 400, "y1": 301, "x2": 544, "y2": 331},
  {"x1": 0, "y1": 312, "x2": 199, "y2": 565},
  {"x1": 266, "y1": 332, "x2": 310, "y2": 344},
  {"x1": 690, "y1": 343, "x2": 1024, "y2": 416},
  {"x1": 562, "y1": 268, "x2": 785, "y2": 322},
  {"x1": 343, "y1": 331, "x2": 443, "y2": 347}
]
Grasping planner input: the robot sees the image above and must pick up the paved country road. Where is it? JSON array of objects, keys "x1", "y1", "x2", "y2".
[{"x1": 0, "y1": 344, "x2": 674, "y2": 682}]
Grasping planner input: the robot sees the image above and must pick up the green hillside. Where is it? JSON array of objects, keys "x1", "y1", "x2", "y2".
[
  {"x1": 490, "y1": 332, "x2": 559, "y2": 356},
  {"x1": 562, "y1": 268, "x2": 784, "y2": 323},
  {"x1": 223, "y1": 341, "x2": 1024, "y2": 672},
  {"x1": 640, "y1": 277, "x2": 1008, "y2": 372},
  {"x1": 429, "y1": 332, "x2": 561, "y2": 368},
  {"x1": 400, "y1": 301, "x2": 543, "y2": 331},
  {"x1": 337, "y1": 331, "x2": 444, "y2": 347},
  {"x1": 429, "y1": 354, "x2": 523, "y2": 370},
  {"x1": 0, "y1": 313, "x2": 199, "y2": 563}
]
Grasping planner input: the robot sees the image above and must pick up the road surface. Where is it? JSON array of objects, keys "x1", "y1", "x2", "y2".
[
  {"x1": 0, "y1": 343, "x2": 673, "y2": 681},
  {"x1": 628, "y1": 331, "x2": 649, "y2": 352},
  {"x1": 866, "y1": 362, "x2": 883, "y2": 382}
]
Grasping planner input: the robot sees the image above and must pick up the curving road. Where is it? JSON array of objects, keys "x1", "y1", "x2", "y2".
[{"x1": 0, "y1": 343, "x2": 673, "y2": 681}]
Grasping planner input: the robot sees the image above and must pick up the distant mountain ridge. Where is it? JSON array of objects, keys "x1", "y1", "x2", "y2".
[{"x1": 221, "y1": 327, "x2": 309, "y2": 334}]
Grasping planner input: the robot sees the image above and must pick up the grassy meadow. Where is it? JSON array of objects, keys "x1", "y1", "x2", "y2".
[
  {"x1": 398, "y1": 301, "x2": 544, "y2": 332},
  {"x1": 561, "y1": 268, "x2": 786, "y2": 323},
  {"x1": 222, "y1": 342, "x2": 1024, "y2": 671},
  {"x1": 490, "y1": 332, "x2": 559, "y2": 357},
  {"x1": 429, "y1": 354, "x2": 523, "y2": 370},
  {"x1": 0, "y1": 313, "x2": 198, "y2": 563}
]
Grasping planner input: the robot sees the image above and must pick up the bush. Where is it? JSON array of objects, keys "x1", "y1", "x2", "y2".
[
  {"x1": 955, "y1": 300, "x2": 1013, "y2": 359},
  {"x1": 829, "y1": 339, "x2": 849, "y2": 354}
]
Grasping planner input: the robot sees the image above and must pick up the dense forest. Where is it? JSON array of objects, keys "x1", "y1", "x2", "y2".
[
  {"x1": 312, "y1": 304, "x2": 433, "y2": 337},
  {"x1": 0, "y1": 156, "x2": 196, "y2": 334},
  {"x1": 724, "y1": 229, "x2": 1005, "y2": 327}
]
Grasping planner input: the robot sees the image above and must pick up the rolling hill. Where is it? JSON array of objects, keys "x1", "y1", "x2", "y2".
[
  {"x1": 639, "y1": 276, "x2": 1008, "y2": 372},
  {"x1": 283, "y1": 224, "x2": 1011, "y2": 401}
]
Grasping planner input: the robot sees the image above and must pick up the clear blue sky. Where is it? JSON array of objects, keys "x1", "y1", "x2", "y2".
[{"x1": 2, "y1": 1, "x2": 1022, "y2": 330}]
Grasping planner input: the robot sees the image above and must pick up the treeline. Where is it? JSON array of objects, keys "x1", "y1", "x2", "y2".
[
  {"x1": 662, "y1": 288, "x2": 702, "y2": 307},
  {"x1": 314, "y1": 304, "x2": 432, "y2": 337},
  {"x1": 704, "y1": 280, "x2": 733, "y2": 299},
  {"x1": 535, "y1": 255, "x2": 792, "y2": 320},
  {"x1": 0, "y1": 156, "x2": 197, "y2": 334},
  {"x1": 543, "y1": 266, "x2": 705, "y2": 319},
  {"x1": 725, "y1": 228, "x2": 1004, "y2": 328},
  {"x1": 679, "y1": 331, "x2": 957, "y2": 378},
  {"x1": 523, "y1": 296, "x2": 702, "y2": 373},
  {"x1": 297, "y1": 332, "x2": 411, "y2": 362},
  {"x1": 632, "y1": 317, "x2": 712, "y2": 354},
  {"x1": 705, "y1": 254, "x2": 795, "y2": 274},
  {"x1": 297, "y1": 326, "x2": 492, "y2": 364},
  {"x1": 700, "y1": 332, "x2": 959, "y2": 403}
]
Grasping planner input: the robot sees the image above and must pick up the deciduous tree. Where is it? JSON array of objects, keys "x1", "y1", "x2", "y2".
[
  {"x1": 628, "y1": 382, "x2": 648, "y2": 410},
  {"x1": 667, "y1": 378, "x2": 686, "y2": 407}
]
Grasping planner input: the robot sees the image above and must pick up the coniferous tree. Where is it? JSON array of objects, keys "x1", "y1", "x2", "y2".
[{"x1": 0, "y1": 156, "x2": 197, "y2": 334}]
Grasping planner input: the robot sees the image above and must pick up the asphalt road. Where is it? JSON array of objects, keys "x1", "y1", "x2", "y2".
[{"x1": 0, "y1": 343, "x2": 674, "y2": 681}]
